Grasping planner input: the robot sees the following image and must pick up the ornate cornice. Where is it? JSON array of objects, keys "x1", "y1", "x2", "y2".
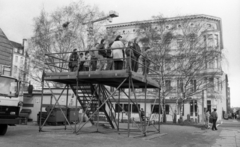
[{"x1": 106, "y1": 14, "x2": 221, "y2": 29}]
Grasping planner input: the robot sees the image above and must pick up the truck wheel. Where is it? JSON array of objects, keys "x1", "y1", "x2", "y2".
[{"x1": 0, "y1": 124, "x2": 8, "y2": 136}]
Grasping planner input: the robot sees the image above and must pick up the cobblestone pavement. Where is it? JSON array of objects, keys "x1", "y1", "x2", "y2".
[{"x1": 212, "y1": 129, "x2": 240, "y2": 147}]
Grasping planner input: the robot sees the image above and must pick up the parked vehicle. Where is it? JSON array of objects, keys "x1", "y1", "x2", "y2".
[{"x1": 0, "y1": 75, "x2": 22, "y2": 136}]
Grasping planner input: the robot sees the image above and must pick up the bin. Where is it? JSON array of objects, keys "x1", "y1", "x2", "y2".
[
  {"x1": 67, "y1": 107, "x2": 80, "y2": 123},
  {"x1": 45, "y1": 106, "x2": 67, "y2": 124}
]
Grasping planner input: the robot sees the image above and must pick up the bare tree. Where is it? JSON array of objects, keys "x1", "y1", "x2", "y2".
[
  {"x1": 137, "y1": 15, "x2": 225, "y2": 122},
  {"x1": 27, "y1": 0, "x2": 107, "y2": 86}
]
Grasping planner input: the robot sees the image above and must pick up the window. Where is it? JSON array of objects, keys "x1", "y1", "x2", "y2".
[
  {"x1": 123, "y1": 104, "x2": 131, "y2": 112},
  {"x1": 132, "y1": 104, "x2": 140, "y2": 113},
  {"x1": 209, "y1": 59, "x2": 214, "y2": 69},
  {"x1": 15, "y1": 56, "x2": 18, "y2": 63},
  {"x1": 21, "y1": 57, "x2": 24, "y2": 66},
  {"x1": 151, "y1": 105, "x2": 162, "y2": 114},
  {"x1": 190, "y1": 80, "x2": 197, "y2": 92},
  {"x1": 177, "y1": 79, "x2": 184, "y2": 92},
  {"x1": 165, "y1": 59, "x2": 171, "y2": 70},
  {"x1": 207, "y1": 100, "x2": 211, "y2": 113},
  {"x1": 177, "y1": 37, "x2": 183, "y2": 48},
  {"x1": 190, "y1": 100, "x2": 197, "y2": 116},
  {"x1": 14, "y1": 65, "x2": 17, "y2": 74},
  {"x1": 215, "y1": 56, "x2": 219, "y2": 68},
  {"x1": 165, "y1": 105, "x2": 169, "y2": 114},
  {"x1": 181, "y1": 104, "x2": 184, "y2": 116},
  {"x1": 19, "y1": 49, "x2": 23, "y2": 54},
  {"x1": 209, "y1": 77, "x2": 214, "y2": 91},
  {"x1": 214, "y1": 34, "x2": 219, "y2": 48},
  {"x1": 216, "y1": 78, "x2": 220, "y2": 91},
  {"x1": 115, "y1": 104, "x2": 123, "y2": 112},
  {"x1": 14, "y1": 48, "x2": 18, "y2": 53},
  {"x1": 165, "y1": 80, "x2": 171, "y2": 91}
]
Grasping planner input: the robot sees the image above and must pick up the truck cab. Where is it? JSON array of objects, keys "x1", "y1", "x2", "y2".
[{"x1": 0, "y1": 75, "x2": 21, "y2": 135}]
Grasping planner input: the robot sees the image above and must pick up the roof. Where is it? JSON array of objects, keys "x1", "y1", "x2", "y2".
[
  {"x1": 10, "y1": 40, "x2": 23, "y2": 49},
  {"x1": 0, "y1": 28, "x2": 13, "y2": 66},
  {"x1": 106, "y1": 14, "x2": 221, "y2": 28}
]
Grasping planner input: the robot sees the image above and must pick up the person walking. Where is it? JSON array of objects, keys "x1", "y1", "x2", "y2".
[
  {"x1": 111, "y1": 35, "x2": 125, "y2": 70},
  {"x1": 210, "y1": 109, "x2": 218, "y2": 130}
]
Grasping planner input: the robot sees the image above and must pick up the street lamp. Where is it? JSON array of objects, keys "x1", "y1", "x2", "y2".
[{"x1": 62, "y1": 11, "x2": 119, "y2": 49}]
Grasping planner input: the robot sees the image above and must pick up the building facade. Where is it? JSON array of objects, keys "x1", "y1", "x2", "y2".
[
  {"x1": 0, "y1": 28, "x2": 13, "y2": 76},
  {"x1": 10, "y1": 40, "x2": 30, "y2": 84},
  {"x1": 105, "y1": 14, "x2": 227, "y2": 123}
]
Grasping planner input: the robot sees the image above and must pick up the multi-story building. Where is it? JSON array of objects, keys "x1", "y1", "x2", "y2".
[
  {"x1": 225, "y1": 75, "x2": 231, "y2": 114},
  {"x1": 106, "y1": 14, "x2": 227, "y2": 122},
  {"x1": 10, "y1": 40, "x2": 30, "y2": 94},
  {"x1": 0, "y1": 28, "x2": 13, "y2": 76}
]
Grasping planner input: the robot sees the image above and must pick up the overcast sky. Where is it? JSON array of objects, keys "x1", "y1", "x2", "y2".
[{"x1": 0, "y1": 0, "x2": 239, "y2": 107}]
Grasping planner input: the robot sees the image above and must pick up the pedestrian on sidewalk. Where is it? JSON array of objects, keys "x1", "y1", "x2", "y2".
[
  {"x1": 205, "y1": 110, "x2": 210, "y2": 129},
  {"x1": 210, "y1": 109, "x2": 218, "y2": 130}
]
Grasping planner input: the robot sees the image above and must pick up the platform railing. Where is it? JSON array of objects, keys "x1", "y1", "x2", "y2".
[{"x1": 44, "y1": 47, "x2": 161, "y2": 76}]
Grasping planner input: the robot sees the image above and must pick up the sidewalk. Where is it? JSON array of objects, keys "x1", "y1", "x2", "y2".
[{"x1": 212, "y1": 129, "x2": 240, "y2": 147}]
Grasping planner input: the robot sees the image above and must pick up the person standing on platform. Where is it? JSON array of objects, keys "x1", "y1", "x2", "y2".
[
  {"x1": 210, "y1": 109, "x2": 218, "y2": 131},
  {"x1": 111, "y1": 35, "x2": 125, "y2": 70},
  {"x1": 91, "y1": 43, "x2": 99, "y2": 71},
  {"x1": 132, "y1": 38, "x2": 141, "y2": 72},
  {"x1": 125, "y1": 41, "x2": 135, "y2": 71},
  {"x1": 78, "y1": 52, "x2": 85, "y2": 71},
  {"x1": 68, "y1": 49, "x2": 79, "y2": 72},
  {"x1": 105, "y1": 42, "x2": 113, "y2": 70},
  {"x1": 98, "y1": 39, "x2": 107, "y2": 70},
  {"x1": 142, "y1": 47, "x2": 151, "y2": 75},
  {"x1": 83, "y1": 51, "x2": 91, "y2": 71}
]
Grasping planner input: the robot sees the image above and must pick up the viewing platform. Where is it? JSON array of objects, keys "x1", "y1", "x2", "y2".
[{"x1": 44, "y1": 70, "x2": 159, "y2": 88}]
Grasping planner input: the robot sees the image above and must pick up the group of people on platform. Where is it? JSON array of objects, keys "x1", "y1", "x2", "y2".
[
  {"x1": 68, "y1": 35, "x2": 151, "y2": 74},
  {"x1": 205, "y1": 108, "x2": 218, "y2": 131}
]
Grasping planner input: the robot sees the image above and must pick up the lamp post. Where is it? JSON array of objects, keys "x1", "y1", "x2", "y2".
[{"x1": 63, "y1": 11, "x2": 119, "y2": 49}]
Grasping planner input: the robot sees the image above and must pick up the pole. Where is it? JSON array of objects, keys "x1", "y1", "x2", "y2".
[
  {"x1": 128, "y1": 78, "x2": 131, "y2": 137},
  {"x1": 158, "y1": 87, "x2": 161, "y2": 133},
  {"x1": 118, "y1": 88, "x2": 120, "y2": 132},
  {"x1": 39, "y1": 75, "x2": 44, "y2": 132},
  {"x1": 144, "y1": 58, "x2": 147, "y2": 136},
  {"x1": 65, "y1": 85, "x2": 69, "y2": 130},
  {"x1": 97, "y1": 85, "x2": 100, "y2": 132}
]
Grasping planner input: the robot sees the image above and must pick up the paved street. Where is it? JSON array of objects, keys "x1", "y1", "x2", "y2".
[{"x1": 0, "y1": 120, "x2": 239, "y2": 147}]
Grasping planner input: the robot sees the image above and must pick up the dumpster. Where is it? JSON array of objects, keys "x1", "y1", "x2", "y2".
[
  {"x1": 67, "y1": 107, "x2": 80, "y2": 123},
  {"x1": 45, "y1": 106, "x2": 67, "y2": 125}
]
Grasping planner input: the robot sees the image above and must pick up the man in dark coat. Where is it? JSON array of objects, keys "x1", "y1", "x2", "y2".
[
  {"x1": 68, "y1": 49, "x2": 79, "y2": 72},
  {"x1": 132, "y1": 38, "x2": 141, "y2": 72},
  {"x1": 210, "y1": 109, "x2": 218, "y2": 130}
]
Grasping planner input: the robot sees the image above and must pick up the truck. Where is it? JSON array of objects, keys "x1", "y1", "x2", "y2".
[{"x1": 0, "y1": 75, "x2": 21, "y2": 135}]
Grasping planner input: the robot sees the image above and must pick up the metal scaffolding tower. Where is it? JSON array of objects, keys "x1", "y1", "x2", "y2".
[{"x1": 39, "y1": 48, "x2": 161, "y2": 137}]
